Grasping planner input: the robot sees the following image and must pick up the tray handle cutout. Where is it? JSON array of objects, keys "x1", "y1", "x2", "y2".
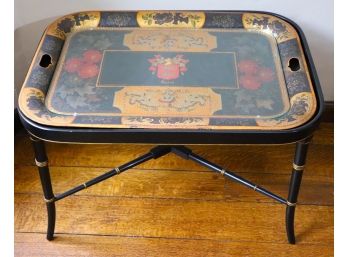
[
  {"x1": 288, "y1": 57, "x2": 300, "y2": 71},
  {"x1": 39, "y1": 54, "x2": 52, "y2": 68}
]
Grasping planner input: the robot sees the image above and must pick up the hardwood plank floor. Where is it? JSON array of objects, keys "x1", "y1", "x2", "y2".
[
  {"x1": 15, "y1": 233, "x2": 333, "y2": 257},
  {"x1": 14, "y1": 123, "x2": 334, "y2": 256},
  {"x1": 14, "y1": 166, "x2": 333, "y2": 205}
]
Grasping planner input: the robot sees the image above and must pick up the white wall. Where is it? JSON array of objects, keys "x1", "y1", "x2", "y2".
[{"x1": 14, "y1": 0, "x2": 333, "y2": 102}]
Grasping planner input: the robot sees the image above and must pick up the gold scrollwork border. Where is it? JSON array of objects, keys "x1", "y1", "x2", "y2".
[{"x1": 137, "y1": 11, "x2": 205, "y2": 28}]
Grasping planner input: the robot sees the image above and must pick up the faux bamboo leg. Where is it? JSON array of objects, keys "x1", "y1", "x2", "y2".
[
  {"x1": 286, "y1": 137, "x2": 311, "y2": 244},
  {"x1": 30, "y1": 136, "x2": 56, "y2": 241}
]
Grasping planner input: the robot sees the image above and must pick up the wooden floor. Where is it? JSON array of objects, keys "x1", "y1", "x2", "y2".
[{"x1": 14, "y1": 123, "x2": 334, "y2": 257}]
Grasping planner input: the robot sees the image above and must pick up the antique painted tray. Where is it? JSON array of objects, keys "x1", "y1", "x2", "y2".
[{"x1": 19, "y1": 11, "x2": 320, "y2": 131}]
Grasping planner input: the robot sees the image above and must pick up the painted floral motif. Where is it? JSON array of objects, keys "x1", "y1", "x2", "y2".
[
  {"x1": 238, "y1": 60, "x2": 259, "y2": 74},
  {"x1": 74, "y1": 33, "x2": 113, "y2": 50},
  {"x1": 208, "y1": 14, "x2": 243, "y2": 28},
  {"x1": 239, "y1": 76, "x2": 262, "y2": 91},
  {"x1": 209, "y1": 117, "x2": 257, "y2": 126},
  {"x1": 153, "y1": 13, "x2": 189, "y2": 25},
  {"x1": 77, "y1": 64, "x2": 99, "y2": 79},
  {"x1": 64, "y1": 49, "x2": 102, "y2": 79},
  {"x1": 57, "y1": 13, "x2": 91, "y2": 34},
  {"x1": 46, "y1": 31, "x2": 120, "y2": 113},
  {"x1": 27, "y1": 91, "x2": 44, "y2": 111},
  {"x1": 238, "y1": 60, "x2": 275, "y2": 91},
  {"x1": 100, "y1": 12, "x2": 135, "y2": 27},
  {"x1": 127, "y1": 89, "x2": 206, "y2": 111},
  {"x1": 137, "y1": 12, "x2": 205, "y2": 28},
  {"x1": 252, "y1": 17, "x2": 287, "y2": 34},
  {"x1": 256, "y1": 92, "x2": 314, "y2": 127},
  {"x1": 148, "y1": 55, "x2": 189, "y2": 81},
  {"x1": 27, "y1": 94, "x2": 59, "y2": 119},
  {"x1": 74, "y1": 116, "x2": 121, "y2": 125},
  {"x1": 114, "y1": 87, "x2": 221, "y2": 116},
  {"x1": 242, "y1": 14, "x2": 296, "y2": 43},
  {"x1": 47, "y1": 12, "x2": 100, "y2": 39},
  {"x1": 122, "y1": 116, "x2": 209, "y2": 126},
  {"x1": 83, "y1": 50, "x2": 103, "y2": 63},
  {"x1": 289, "y1": 99, "x2": 308, "y2": 121},
  {"x1": 20, "y1": 88, "x2": 75, "y2": 126},
  {"x1": 64, "y1": 58, "x2": 82, "y2": 73},
  {"x1": 123, "y1": 30, "x2": 217, "y2": 52}
]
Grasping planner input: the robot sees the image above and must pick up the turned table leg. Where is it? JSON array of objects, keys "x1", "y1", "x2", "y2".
[
  {"x1": 286, "y1": 137, "x2": 311, "y2": 244},
  {"x1": 30, "y1": 136, "x2": 56, "y2": 241}
]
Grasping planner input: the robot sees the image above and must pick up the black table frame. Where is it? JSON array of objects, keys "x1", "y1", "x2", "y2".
[
  {"x1": 30, "y1": 135, "x2": 312, "y2": 244},
  {"x1": 18, "y1": 11, "x2": 325, "y2": 244}
]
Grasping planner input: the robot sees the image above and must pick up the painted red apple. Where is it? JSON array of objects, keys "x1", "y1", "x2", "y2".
[
  {"x1": 239, "y1": 75, "x2": 262, "y2": 90},
  {"x1": 78, "y1": 63, "x2": 99, "y2": 79},
  {"x1": 64, "y1": 58, "x2": 83, "y2": 73},
  {"x1": 238, "y1": 60, "x2": 259, "y2": 75},
  {"x1": 83, "y1": 50, "x2": 102, "y2": 64}
]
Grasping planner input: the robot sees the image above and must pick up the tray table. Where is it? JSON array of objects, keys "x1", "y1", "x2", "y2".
[{"x1": 18, "y1": 11, "x2": 324, "y2": 244}]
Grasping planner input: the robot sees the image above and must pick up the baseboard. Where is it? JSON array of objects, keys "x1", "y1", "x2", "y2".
[
  {"x1": 322, "y1": 101, "x2": 334, "y2": 123},
  {"x1": 14, "y1": 108, "x2": 23, "y2": 135}
]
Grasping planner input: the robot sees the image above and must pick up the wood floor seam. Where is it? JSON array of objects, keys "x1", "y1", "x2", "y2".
[
  {"x1": 14, "y1": 164, "x2": 334, "y2": 177},
  {"x1": 14, "y1": 192, "x2": 333, "y2": 206},
  {"x1": 14, "y1": 232, "x2": 333, "y2": 247}
]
